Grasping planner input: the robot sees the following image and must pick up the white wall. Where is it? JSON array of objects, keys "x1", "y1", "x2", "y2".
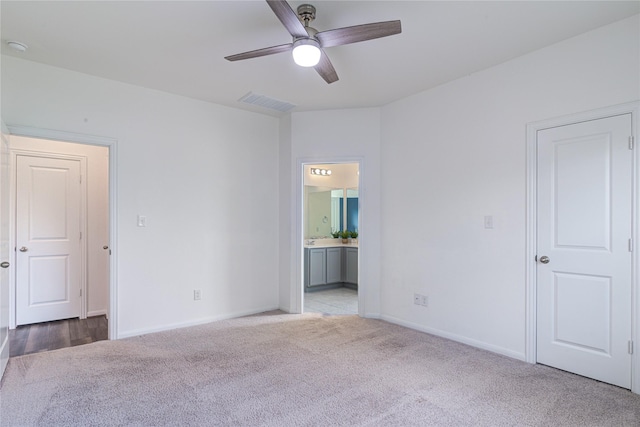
[
  {"x1": 279, "y1": 108, "x2": 382, "y2": 315},
  {"x1": 9, "y1": 136, "x2": 109, "y2": 317},
  {"x1": 1, "y1": 56, "x2": 280, "y2": 338},
  {"x1": 380, "y1": 15, "x2": 640, "y2": 359},
  {"x1": 278, "y1": 114, "x2": 294, "y2": 311}
]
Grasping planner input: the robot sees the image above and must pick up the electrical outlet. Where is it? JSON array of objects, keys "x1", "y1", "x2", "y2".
[
  {"x1": 194, "y1": 289, "x2": 201, "y2": 301},
  {"x1": 414, "y1": 293, "x2": 428, "y2": 307},
  {"x1": 421, "y1": 295, "x2": 429, "y2": 307}
]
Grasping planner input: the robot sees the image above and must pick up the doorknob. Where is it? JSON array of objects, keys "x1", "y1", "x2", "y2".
[
  {"x1": 0, "y1": 262, "x2": 9, "y2": 268},
  {"x1": 539, "y1": 256, "x2": 550, "y2": 264},
  {"x1": 19, "y1": 246, "x2": 28, "y2": 252},
  {"x1": 103, "y1": 246, "x2": 109, "y2": 250}
]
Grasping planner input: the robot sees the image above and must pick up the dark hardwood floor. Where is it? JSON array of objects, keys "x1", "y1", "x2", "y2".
[{"x1": 9, "y1": 315, "x2": 108, "y2": 357}]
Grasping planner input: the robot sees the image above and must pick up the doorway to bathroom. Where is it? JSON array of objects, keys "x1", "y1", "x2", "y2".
[{"x1": 302, "y1": 162, "x2": 359, "y2": 315}]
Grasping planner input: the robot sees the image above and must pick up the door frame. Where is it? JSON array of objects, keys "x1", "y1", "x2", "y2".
[
  {"x1": 1, "y1": 122, "x2": 11, "y2": 378},
  {"x1": 6, "y1": 126, "x2": 118, "y2": 340},
  {"x1": 11, "y1": 151, "x2": 88, "y2": 324},
  {"x1": 295, "y1": 157, "x2": 363, "y2": 315},
  {"x1": 525, "y1": 101, "x2": 640, "y2": 393}
]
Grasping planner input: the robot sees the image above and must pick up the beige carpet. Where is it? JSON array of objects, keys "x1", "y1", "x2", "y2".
[{"x1": 1, "y1": 312, "x2": 639, "y2": 426}]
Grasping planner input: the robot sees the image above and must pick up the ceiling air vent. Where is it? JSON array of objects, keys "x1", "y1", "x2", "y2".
[{"x1": 239, "y1": 92, "x2": 296, "y2": 113}]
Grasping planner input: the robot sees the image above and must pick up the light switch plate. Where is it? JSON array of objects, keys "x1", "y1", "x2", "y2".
[{"x1": 137, "y1": 215, "x2": 147, "y2": 227}]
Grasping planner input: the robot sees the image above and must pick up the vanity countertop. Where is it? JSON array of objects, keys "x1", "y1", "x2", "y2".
[{"x1": 304, "y1": 239, "x2": 358, "y2": 249}]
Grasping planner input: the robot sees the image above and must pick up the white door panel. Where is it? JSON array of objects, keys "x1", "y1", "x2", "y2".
[
  {"x1": 553, "y1": 135, "x2": 610, "y2": 249},
  {"x1": 16, "y1": 155, "x2": 81, "y2": 325},
  {"x1": 537, "y1": 114, "x2": 632, "y2": 389},
  {"x1": 553, "y1": 273, "x2": 610, "y2": 353}
]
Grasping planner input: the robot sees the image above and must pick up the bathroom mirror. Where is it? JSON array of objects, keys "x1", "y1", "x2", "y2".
[
  {"x1": 305, "y1": 186, "x2": 336, "y2": 239},
  {"x1": 346, "y1": 188, "x2": 359, "y2": 232},
  {"x1": 304, "y1": 163, "x2": 359, "y2": 239}
]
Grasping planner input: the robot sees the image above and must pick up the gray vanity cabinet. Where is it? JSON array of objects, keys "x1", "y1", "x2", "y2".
[
  {"x1": 326, "y1": 247, "x2": 342, "y2": 284},
  {"x1": 345, "y1": 248, "x2": 358, "y2": 284},
  {"x1": 308, "y1": 248, "x2": 326, "y2": 287},
  {"x1": 305, "y1": 246, "x2": 357, "y2": 289}
]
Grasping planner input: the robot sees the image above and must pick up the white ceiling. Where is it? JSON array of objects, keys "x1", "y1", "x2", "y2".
[{"x1": 2, "y1": 1, "x2": 639, "y2": 116}]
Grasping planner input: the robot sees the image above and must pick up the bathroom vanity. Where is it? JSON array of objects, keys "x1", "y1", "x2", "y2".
[{"x1": 304, "y1": 244, "x2": 358, "y2": 291}]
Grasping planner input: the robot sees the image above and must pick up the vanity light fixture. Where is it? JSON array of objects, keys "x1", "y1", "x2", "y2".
[{"x1": 310, "y1": 168, "x2": 332, "y2": 176}]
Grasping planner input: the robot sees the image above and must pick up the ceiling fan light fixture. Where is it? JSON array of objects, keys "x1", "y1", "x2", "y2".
[
  {"x1": 225, "y1": 1, "x2": 401, "y2": 84},
  {"x1": 292, "y1": 38, "x2": 321, "y2": 67}
]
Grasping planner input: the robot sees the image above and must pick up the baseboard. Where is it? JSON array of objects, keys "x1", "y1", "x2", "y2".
[
  {"x1": 117, "y1": 305, "x2": 280, "y2": 339},
  {"x1": 363, "y1": 312, "x2": 381, "y2": 319},
  {"x1": 87, "y1": 310, "x2": 108, "y2": 318},
  {"x1": 380, "y1": 314, "x2": 526, "y2": 361}
]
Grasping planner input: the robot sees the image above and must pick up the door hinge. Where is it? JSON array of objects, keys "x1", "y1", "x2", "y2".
[
  {"x1": 630, "y1": 136, "x2": 635, "y2": 150},
  {"x1": 629, "y1": 340, "x2": 634, "y2": 355},
  {"x1": 80, "y1": 288, "x2": 82, "y2": 297},
  {"x1": 629, "y1": 238, "x2": 634, "y2": 252}
]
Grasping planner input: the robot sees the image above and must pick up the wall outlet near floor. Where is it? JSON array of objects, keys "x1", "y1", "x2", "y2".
[
  {"x1": 421, "y1": 295, "x2": 429, "y2": 307},
  {"x1": 193, "y1": 289, "x2": 201, "y2": 301},
  {"x1": 414, "y1": 293, "x2": 428, "y2": 307}
]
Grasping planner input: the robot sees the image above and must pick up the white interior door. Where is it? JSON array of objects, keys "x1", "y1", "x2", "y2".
[
  {"x1": 16, "y1": 155, "x2": 82, "y2": 325},
  {"x1": 536, "y1": 114, "x2": 633, "y2": 389},
  {"x1": 0, "y1": 125, "x2": 10, "y2": 377}
]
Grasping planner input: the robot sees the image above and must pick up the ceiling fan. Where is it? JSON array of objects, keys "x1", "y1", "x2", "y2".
[{"x1": 224, "y1": 0, "x2": 402, "y2": 84}]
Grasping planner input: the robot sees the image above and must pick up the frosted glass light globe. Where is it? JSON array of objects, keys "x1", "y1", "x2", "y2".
[{"x1": 292, "y1": 39, "x2": 321, "y2": 67}]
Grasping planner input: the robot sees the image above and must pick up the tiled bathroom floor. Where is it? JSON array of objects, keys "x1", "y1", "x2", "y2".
[{"x1": 304, "y1": 287, "x2": 358, "y2": 315}]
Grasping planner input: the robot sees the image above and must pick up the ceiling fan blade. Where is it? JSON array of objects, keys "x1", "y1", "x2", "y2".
[
  {"x1": 316, "y1": 20, "x2": 401, "y2": 48},
  {"x1": 225, "y1": 43, "x2": 292, "y2": 61},
  {"x1": 266, "y1": 0, "x2": 308, "y2": 38},
  {"x1": 314, "y1": 51, "x2": 339, "y2": 84}
]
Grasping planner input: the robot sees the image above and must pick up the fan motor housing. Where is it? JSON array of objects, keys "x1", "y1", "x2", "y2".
[{"x1": 297, "y1": 4, "x2": 316, "y2": 24}]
